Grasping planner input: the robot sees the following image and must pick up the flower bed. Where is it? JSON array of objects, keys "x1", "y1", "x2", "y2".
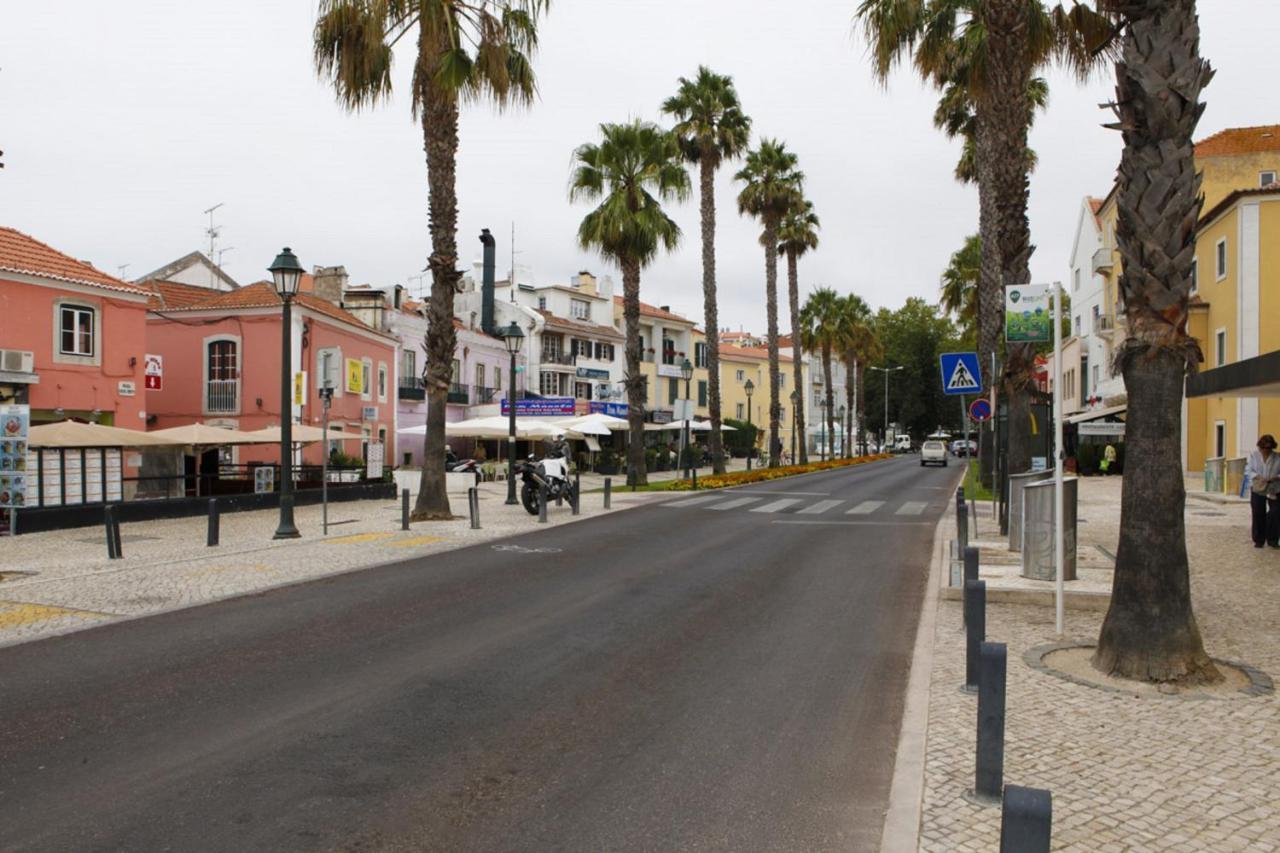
[{"x1": 665, "y1": 453, "x2": 893, "y2": 491}]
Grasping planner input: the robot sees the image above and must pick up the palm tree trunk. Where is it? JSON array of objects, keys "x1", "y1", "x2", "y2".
[
  {"x1": 621, "y1": 257, "x2": 648, "y2": 486},
  {"x1": 974, "y1": 114, "x2": 1001, "y2": 488},
  {"x1": 764, "y1": 216, "x2": 782, "y2": 467},
  {"x1": 699, "y1": 155, "x2": 727, "y2": 475},
  {"x1": 845, "y1": 356, "x2": 856, "y2": 458},
  {"x1": 786, "y1": 248, "x2": 808, "y2": 464},
  {"x1": 1093, "y1": 0, "x2": 1218, "y2": 684},
  {"x1": 413, "y1": 37, "x2": 461, "y2": 521},
  {"x1": 822, "y1": 343, "x2": 834, "y2": 460}
]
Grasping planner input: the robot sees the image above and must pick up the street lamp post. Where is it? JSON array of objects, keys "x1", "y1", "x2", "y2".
[
  {"x1": 838, "y1": 404, "x2": 847, "y2": 458},
  {"x1": 819, "y1": 398, "x2": 828, "y2": 462},
  {"x1": 744, "y1": 378, "x2": 755, "y2": 472},
  {"x1": 269, "y1": 247, "x2": 304, "y2": 540},
  {"x1": 869, "y1": 365, "x2": 904, "y2": 451},
  {"x1": 501, "y1": 321, "x2": 525, "y2": 505},
  {"x1": 680, "y1": 358, "x2": 694, "y2": 479}
]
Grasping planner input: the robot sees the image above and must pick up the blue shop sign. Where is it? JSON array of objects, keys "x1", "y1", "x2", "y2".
[
  {"x1": 589, "y1": 401, "x2": 628, "y2": 417},
  {"x1": 500, "y1": 397, "x2": 577, "y2": 416}
]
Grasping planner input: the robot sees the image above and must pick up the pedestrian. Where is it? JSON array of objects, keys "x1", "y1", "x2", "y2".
[
  {"x1": 1100, "y1": 441, "x2": 1118, "y2": 475},
  {"x1": 1245, "y1": 433, "x2": 1280, "y2": 549}
]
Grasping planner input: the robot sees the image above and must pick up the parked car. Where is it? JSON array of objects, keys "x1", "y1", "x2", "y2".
[
  {"x1": 951, "y1": 439, "x2": 976, "y2": 457},
  {"x1": 921, "y1": 440, "x2": 948, "y2": 467},
  {"x1": 893, "y1": 435, "x2": 913, "y2": 453}
]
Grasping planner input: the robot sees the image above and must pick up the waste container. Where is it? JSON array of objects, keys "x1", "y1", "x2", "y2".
[
  {"x1": 1225, "y1": 456, "x2": 1247, "y2": 497},
  {"x1": 1203, "y1": 457, "x2": 1225, "y2": 493},
  {"x1": 1021, "y1": 477, "x2": 1078, "y2": 581},
  {"x1": 1008, "y1": 470, "x2": 1053, "y2": 552}
]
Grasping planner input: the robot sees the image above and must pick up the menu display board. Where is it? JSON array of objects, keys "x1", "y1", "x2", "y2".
[
  {"x1": 0, "y1": 405, "x2": 30, "y2": 511},
  {"x1": 33, "y1": 447, "x2": 123, "y2": 507}
]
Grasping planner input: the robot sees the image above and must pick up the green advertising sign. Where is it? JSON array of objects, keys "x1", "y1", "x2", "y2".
[{"x1": 1005, "y1": 284, "x2": 1051, "y2": 342}]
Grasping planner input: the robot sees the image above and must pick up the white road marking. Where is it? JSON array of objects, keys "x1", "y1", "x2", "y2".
[
  {"x1": 725, "y1": 490, "x2": 830, "y2": 497},
  {"x1": 896, "y1": 501, "x2": 928, "y2": 516},
  {"x1": 773, "y1": 519, "x2": 933, "y2": 526},
  {"x1": 707, "y1": 497, "x2": 763, "y2": 511},
  {"x1": 797, "y1": 500, "x2": 844, "y2": 515},
  {"x1": 847, "y1": 500, "x2": 885, "y2": 515},
  {"x1": 751, "y1": 499, "x2": 802, "y2": 514},
  {"x1": 662, "y1": 495, "x2": 726, "y2": 507}
]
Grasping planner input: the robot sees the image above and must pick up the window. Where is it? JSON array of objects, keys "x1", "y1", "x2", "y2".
[
  {"x1": 401, "y1": 349, "x2": 417, "y2": 386},
  {"x1": 573, "y1": 338, "x2": 595, "y2": 358},
  {"x1": 537, "y1": 296, "x2": 547, "y2": 310},
  {"x1": 1215, "y1": 421, "x2": 1226, "y2": 458},
  {"x1": 661, "y1": 337, "x2": 676, "y2": 365},
  {"x1": 668, "y1": 377, "x2": 679, "y2": 404},
  {"x1": 361, "y1": 359, "x2": 372, "y2": 400},
  {"x1": 594, "y1": 342, "x2": 615, "y2": 361},
  {"x1": 779, "y1": 373, "x2": 786, "y2": 388},
  {"x1": 377, "y1": 363, "x2": 388, "y2": 401},
  {"x1": 697, "y1": 380, "x2": 707, "y2": 407},
  {"x1": 1091, "y1": 305, "x2": 1101, "y2": 331},
  {"x1": 1216, "y1": 238, "x2": 1227, "y2": 280},
  {"x1": 574, "y1": 381, "x2": 591, "y2": 400},
  {"x1": 493, "y1": 369, "x2": 502, "y2": 391},
  {"x1": 736, "y1": 402, "x2": 745, "y2": 419},
  {"x1": 59, "y1": 305, "x2": 94, "y2": 356},
  {"x1": 1262, "y1": 170, "x2": 1277, "y2": 187},
  {"x1": 475, "y1": 362, "x2": 485, "y2": 391},
  {"x1": 1215, "y1": 329, "x2": 1227, "y2": 366},
  {"x1": 206, "y1": 339, "x2": 239, "y2": 414},
  {"x1": 1074, "y1": 315, "x2": 1081, "y2": 335},
  {"x1": 540, "y1": 372, "x2": 562, "y2": 395},
  {"x1": 570, "y1": 298, "x2": 590, "y2": 320},
  {"x1": 451, "y1": 359, "x2": 461, "y2": 383},
  {"x1": 694, "y1": 342, "x2": 707, "y2": 368},
  {"x1": 1190, "y1": 258, "x2": 1198, "y2": 294},
  {"x1": 735, "y1": 369, "x2": 745, "y2": 382}
]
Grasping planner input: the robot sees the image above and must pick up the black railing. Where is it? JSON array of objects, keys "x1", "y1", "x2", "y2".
[{"x1": 398, "y1": 378, "x2": 426, "y2": 401}]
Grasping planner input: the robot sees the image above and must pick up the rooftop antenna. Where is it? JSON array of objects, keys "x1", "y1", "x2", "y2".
[
  {"x1": 203, "y1": 202, "x2": 224, "y2": 261},
  {"x1": 408, "y1": 267, "x2": 428, "y2": 300},
  {"x1": 216, "y1": 246, "x2": 235, "y2": 270},
  {"x1": 116, "y1": 263, "x2": 130, "y2": 280}
]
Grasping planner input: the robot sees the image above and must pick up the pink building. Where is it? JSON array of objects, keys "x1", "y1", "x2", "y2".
[
  {"x1": 144, "y1": 279, "x2": 397, "y2": 469},
  {"x1": 0, "y1": 227, "x2": 151, "y2": 425}
]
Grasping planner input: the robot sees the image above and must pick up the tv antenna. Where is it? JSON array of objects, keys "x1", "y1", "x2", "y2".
[
  {"x1": 203, "y1": 202, "x2": 224, "y2": 260},
  {"x1": 117, "y1": 263, "x2": 130, "y2": 279},
  {"x1": 216, "y1": 246, "x2": 235, "y2": 268},
  {"x1": 408, "y1": 267, "x2": 428, "y2": 300}
]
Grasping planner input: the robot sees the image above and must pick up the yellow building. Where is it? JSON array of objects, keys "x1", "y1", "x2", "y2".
[
  {"x1": 611, "y1": 296, "x2": 709, "y2": 421},
  {"x1": 718, "y1": 342, "x2": 799, "y2": 458}
]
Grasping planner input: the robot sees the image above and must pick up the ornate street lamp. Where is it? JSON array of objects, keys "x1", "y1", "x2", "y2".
[
  {"x1": 869, "y1": 364, "x2": 905, "y2": 451},
  {"x1": 680, "y1": 357, "x2": 694, "y2": 479},
  {"x1": 744, "y1": 378, "x2": 755, "y2": 472},
  {"x1": 838, "y1": 404, "x2": 847, "y2": 458},
  {"x1": 269, "y1": 247, "x2": 304, "y2": 539},
  {"x1": 502, "y1": 321, "x2": 525, "y2": 505},
  {"x1": 819, "y1": 397, "x2": 828, "y2": 463}
]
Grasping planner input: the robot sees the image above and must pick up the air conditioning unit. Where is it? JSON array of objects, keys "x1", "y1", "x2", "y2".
[{"x1": 0, "y1": 349, "x2": 34, "y2": 374}]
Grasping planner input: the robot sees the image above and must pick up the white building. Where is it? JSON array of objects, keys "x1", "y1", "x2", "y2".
[{"x1": 1066, "y1": 195, "x2": 1126, "y2": 410}]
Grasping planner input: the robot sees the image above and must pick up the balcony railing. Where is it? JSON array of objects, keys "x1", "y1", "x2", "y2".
[
  {"x1": 447, "y1": 382, "x2": 469, "y2": 404},
  {"x1": 398, "y1": 378, "x2": 426, "y2": 401},
  {"x1": 1094, "y1": 315, "x2": 1116, "y2": 336},
  {"x1": 206, "y1": 379, "x2": 239, "y2": 414},
  {"x1": 473, "y1": 385, "x2": 497, "y2": 404},
  {"x1": 1091, "y1": 246, "x2": 1114, "y2": 274},
  {"x1": 540, "y1": 351, "x2": 576, "y2": 366}
]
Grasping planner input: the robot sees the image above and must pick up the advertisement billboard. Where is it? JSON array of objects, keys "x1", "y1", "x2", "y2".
[
  {"x1": 500, "y1": 397, "x2": 576, "y2": 416},
  {"x1": 1005, "y1": 284, "x2": 1052, "y2": 343}
]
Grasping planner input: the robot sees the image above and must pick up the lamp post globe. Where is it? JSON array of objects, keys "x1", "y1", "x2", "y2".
[
  {"x1": 270, "y1": 247, "x2": 305, "y2": 540},
  {"x1": 502, "y1": 321, "x2": 525, "y2": 505},
  {"x1": 744, "y1": 378, "x2": 755, "y2": 472}
]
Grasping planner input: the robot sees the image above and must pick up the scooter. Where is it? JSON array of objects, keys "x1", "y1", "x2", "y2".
[
  {"x1": 446, "y1": 457, "x2": 478, "y2": 474},
  {"x1": 518, "y1": 452, "x2": 575, "y2": 515}
]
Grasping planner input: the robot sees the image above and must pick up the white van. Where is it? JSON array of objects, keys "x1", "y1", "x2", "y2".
[{"x1": 893, "y1": 435, "x2": 913, "y2": 453}]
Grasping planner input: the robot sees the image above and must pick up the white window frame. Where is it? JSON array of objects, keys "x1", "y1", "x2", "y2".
[
  {"x1": 203, "y1": 333, "x2": 243, "y2": 416},
  {"x1": 736, "y1": 369, "x2": 745, "y2": 382},
  {"x1": 736, "y1": 402, "x2": 745, "y2": 419},
  {"x1": 51, "y1": 298, "x2": 102, "y2": 367},
  {"x1": 570, "y1": 298, "x2": 590, "y2": 320},
  {"x1": 475, "y1": 361, "x2": 485, "y2": 391},
  {"x1": 1215, "y1": 328, "x2": 1227, "y2": 367},
  {"x1": 401, "y1": 348, "x2": 416, "y2": 388},
  {"x1": 377, "y1": 362, "x2": 388, "y2": 402},
  {"x1": 537, "y1": 296, "x2": 547, "y2": 310},
  {"x1": 493, "y1": 368, "x2": 502, "y2": 391},
  {"x1": 1261, "y1": 170, "x2": 1277, "y2": 187},
  {"x1": 1215, "y1": 237, "x2": 1227, "y2": 280},
  {"x1": 360, "y1": 357, "x2": 373, "y2": 401}
]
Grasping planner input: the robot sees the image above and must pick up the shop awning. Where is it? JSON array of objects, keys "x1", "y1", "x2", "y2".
[
  {"x1": 148, "y1": 423, "x2": 280, "y2": 446},
  {"x1": 27, "y1": 420, "x2": 186, "y2": 448},
  {"x1": 1066, "y1": 404, "x2": 1127, "y2": 425}
]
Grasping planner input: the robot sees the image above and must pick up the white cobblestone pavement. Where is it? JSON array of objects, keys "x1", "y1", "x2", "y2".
[
  {"x1": 0, "y1": 478, "x2": 672, "y2": 647},
  {"x1": 914, "y1": 476, "x2": 1280, "y2": 851}
]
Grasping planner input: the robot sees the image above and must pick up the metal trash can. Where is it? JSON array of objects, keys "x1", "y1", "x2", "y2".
[
  {"x1": 1225, "y1": 456, "x2": 1247, "y2": 497},
  {"x1": 1008, "y1": 470, "x2": 1053, "y2": 552},
  {"x1": 1203, "y1": 457, "x2": 1225, "y2": 493},
  {"x1": 1021, "y1": 477, "x2": 1077, "y2": 581}
]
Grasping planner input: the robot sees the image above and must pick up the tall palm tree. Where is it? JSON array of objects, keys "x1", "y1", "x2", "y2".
[
  {"x1": 799, "y1": 288, "x2": 843, "y2": 461},
  {"x1": 933, "y1": 75, "x2": 1048, "y2": 185},
  {"x1": 1092, "y1": 0, "x2": 1218, "y2": 685},
  {"x1": 778, "y1": 198, "x2": 820, "y2": 465},
  {"x1": 314, "y1": 0, "x2": 549, "y2": 521},
  {"x1": 939, "y1": 233, "x2": 980, "y2": 338},
  {"x1": 736, "y1": 140, "x2": 803, "y2": 468},
  {"x1": 662, "y1": 67, "x2": 752, "y2": 476},
  {"x1": 570, "y1": 121, "x2": 690, "y2": 487},
  {"x1": 837, "y1": 293, "x2": 879, "y2": 456}
]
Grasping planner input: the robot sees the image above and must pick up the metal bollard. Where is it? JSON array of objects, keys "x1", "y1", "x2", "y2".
[
  {"x1": 401, "y1": 488, "x2": 410, "y2": 531},
  {"x1": 538, "y1": 482, "x2": 548, "y2": 524},
  {"x1": 207, "y1": 499, "x2": 220, "y2": 547},
  {"x1": 1000, "y1": 785, "x2": 1052, "y2": 852},
  {"x1": 963, "y1": 578, "x2": 986, "y2": 693},
  {"x1": 974, "y1": 641, "x2": 1008, "y2": 803},
  {"x1": 104, "y1": 505, "x2": 120, "y2": 559},
  {"x1": 691, "y1": 465, "x2": 697, "y2": 491},
  {"x1": 571, "y1": 472, "x2": 580, "y2": 516},
  {"x1": 113, "y1": 511, "x2": 123, "y2": 558},
  {"x1": 958, "y1": 500, "x2": 969, "y2": 554},
  {"x1": 468, "y1": 487, "x2": 480, "y2": 530},
  {"x1": 604, "y1": 477, "x2": 612, "y2": 509},
  {"x1": 962, "y1": 545, "x2": 980, "y2": 627}
]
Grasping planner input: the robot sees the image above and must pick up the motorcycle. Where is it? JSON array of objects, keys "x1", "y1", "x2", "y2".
[
  {"x1": 446, "y1": 457, "x2": 478, "y2": 474},
  {"x1": 518, "y1": 452, "x2": 575, "y2": 515}
]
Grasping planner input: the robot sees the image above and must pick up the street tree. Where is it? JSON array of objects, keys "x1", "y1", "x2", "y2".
[
  {"x1": 837, "y1": 293, "x2": 879, "y2": 456},
  {"x1": 314, "y1": 0, "x2": 550, "y2": 520},
  {"x1": 570, "y1": 120, "x2": 690, "y2": 487},
  {"x1": 939, "y1": 233, "x2": 980, "y2": 341},
  {"x1": 662, "y1": 66, "x2": 752, "y2": 475},
  {"x1": 736, "y1": 140, "x2": 803, "y2": 467},
  {"x1": 1092, "y1": 0, "x2": 1219, "y2": 684},
  {"x1": 800, "y1": 288, "x2": 843, "y2": 461},
  {"x1": 778, "y1": 197, "x2": 821, "y2": 464}
]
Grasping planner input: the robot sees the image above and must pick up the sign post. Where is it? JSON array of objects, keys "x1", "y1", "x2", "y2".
[
  {"x1": 941, "y1": 353, "x2": 982, "y2": 485},
  {"x1": 1051, "y1": 282, "x2": 1065, "y2": 636}
]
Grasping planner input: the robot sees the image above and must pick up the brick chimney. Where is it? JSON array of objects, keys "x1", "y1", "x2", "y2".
[{"x1": 312, "y1": 265, "x2": 348, "y2": 304}]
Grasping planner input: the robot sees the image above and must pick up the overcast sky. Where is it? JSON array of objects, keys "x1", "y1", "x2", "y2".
[{"x1": 4, "y1": 1, "x2": 1277, "y2": 332}]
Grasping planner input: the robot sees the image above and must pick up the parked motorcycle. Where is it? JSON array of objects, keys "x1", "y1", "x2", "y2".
[
  {"x1": 445, "y1": 447, "x2": 478, "y2": 474},
  {"x1": 518, "y1": 452, "x2": 575, "y2": 515}
]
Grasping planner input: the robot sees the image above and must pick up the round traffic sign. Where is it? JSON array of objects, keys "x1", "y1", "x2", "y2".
[{"x1": 969, "y1": 398, "x2": 992, "y2": 422}]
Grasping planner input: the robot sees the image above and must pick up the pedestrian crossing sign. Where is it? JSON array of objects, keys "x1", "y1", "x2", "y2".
[{"x1": 939, "y1": 352, "x2": 982, "y2": 396}]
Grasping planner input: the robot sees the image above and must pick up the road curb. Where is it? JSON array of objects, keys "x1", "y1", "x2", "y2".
[{"x1": 877, "y1": 493, "x2": 949, "y2": 852}]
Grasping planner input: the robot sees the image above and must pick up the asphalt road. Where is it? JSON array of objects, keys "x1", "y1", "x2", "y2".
[{"x1": 0, "y1": 455, "x2": 960, "y2": 852}]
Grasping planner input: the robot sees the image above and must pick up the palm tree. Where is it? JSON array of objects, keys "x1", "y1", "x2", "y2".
[
  {"x1": 1092, "y1": 0, "x2": 1219, "y2": 685},
  {"x1": 837, "y1": 293, "x2": 879, "y2": 456},
  {"x1": 777, "y1": 198, "x2": 820, "y2": 465},
  {"x1": 662, "y1": 67, "x2": 752, "y2": 476},
  {"x1": 570, "y1": 121, "x2": 690, "y2": 487},
  {"x1": 736, "y1": 140, "x2": 803, "y2": 468},
  {"x1": 933, "y1": 76, "x2": 1048, "y2": 185},
  {"x1": 939, "y1": 234, "x2": 980, "y2": 338},
  {"x1": 799, "y1": 288, "x2": 843, "y2": 462},
  {"x1": 314, "y1": 0, "x2": 549, "y2": 521}
]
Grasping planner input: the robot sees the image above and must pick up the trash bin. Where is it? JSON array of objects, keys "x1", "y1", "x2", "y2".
[
  {"x1": 1008, "y1": 470, "x2": 1053, "y2": 552},
  {"x1": 1225, "y1": 456, "x2": 1247, "y2": 497},
  {"x1": 1021, "y1": 477, "x2": 1078, "y2": 581},
  {"x1": 1203, "y1": 457, "x2": 1224, "y2": 493}
]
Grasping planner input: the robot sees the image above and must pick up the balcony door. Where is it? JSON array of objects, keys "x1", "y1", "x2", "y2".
[{"x1": 206, "y1": 339, "x2": 239, "y2": 414}]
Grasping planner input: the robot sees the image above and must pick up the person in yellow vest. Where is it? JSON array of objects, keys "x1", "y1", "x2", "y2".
[{"x1": 1100, "y1": 442, "x2": 1117, "y2": 475}]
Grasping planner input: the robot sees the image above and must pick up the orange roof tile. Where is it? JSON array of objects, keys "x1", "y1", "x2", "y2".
[
  {"x1": 1195, "y1": 125, "x2": 1280, "y2": 157},
  {"x1": 612, "y1": 295, "x2": 693, "y2": 324},
  {"x1": 153, "y1": 281, "x2": 394, "y2": 339},
  {"x1": 141, "y1": 279, "x2": 223, "y2": 309},
  {"x1": 536, "y1": 309, "x2": 623, "y2": 340},
  {"x1": 720, "y1": 343, "x2": 793, "y2": 363},
  {"x1": 0, "y1": 227, "x2": 149, "y2": 295}
]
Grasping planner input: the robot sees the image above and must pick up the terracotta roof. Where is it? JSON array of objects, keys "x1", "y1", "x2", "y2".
[
  {"x1": 1087, "y1": 197, "x2": 1104, "y2": 230},
  {"x1": 537, "y1": 309, "x2": 623, "y2": 340},
  {"x1": 151, "y1": 281, "x2": 394, "y2": 339},
  {"x1": 0, "y1": 227, "x2": 149, "y2": 295},
  {"x1": 1195, "y1": 125, "x2": 1280, "y2": 157},
  {"x1": 720, "y1": 343, "x2": 793, "y2": 363},
  {"x1": 141, "y1": 279, "x2": 223, "y2": 309},
  {"x1": 612, "y1": 295, "x2": 693, "y2": 324}
]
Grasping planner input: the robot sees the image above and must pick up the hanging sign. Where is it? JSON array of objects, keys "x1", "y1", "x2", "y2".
[
  {"x1": 1005, "y1": 284, "x2": 1052, "y2": 342},
  {"x1": 144, "y1": 354, "x2": 163, "y2": 390},
  {"x1": 345, "y1": 358, "x2": 364, "y2": 393}
]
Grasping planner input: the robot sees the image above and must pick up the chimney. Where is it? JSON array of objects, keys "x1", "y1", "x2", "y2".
[
  {"x1": 393, "y1": 284, "x2": 404, "y2": 309},
  {"x1": 479, "y1": 228, "x2": 496, "y2": 335},
  {"x1": 660, "y1": 305, "x2": 670, "y2": 313},
  {"x1": 312, "y1": 265, "x2": 348, "y2": 305}
]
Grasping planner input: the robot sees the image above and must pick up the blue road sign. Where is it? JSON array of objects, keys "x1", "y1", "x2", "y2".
[
  {"x1": 969, "y1": 398, "x2": 992, "y2": 422},
  {"x1": 939, "y1": 352, "x2": 982, "y2": 396}
]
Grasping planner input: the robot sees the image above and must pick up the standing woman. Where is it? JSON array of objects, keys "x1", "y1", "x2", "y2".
[{"x1": 1245, "y1": 434, "x2": 1280, "y2": 549}]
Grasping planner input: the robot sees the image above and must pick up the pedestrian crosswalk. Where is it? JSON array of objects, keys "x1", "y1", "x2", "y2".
[{"x1": 660, "y1": 493, "x2": 937, "y2": 519}]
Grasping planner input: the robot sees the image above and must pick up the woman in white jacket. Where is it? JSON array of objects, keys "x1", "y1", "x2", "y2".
[{"x1": 1245, "y1": 434, "x2": 1280, "y2": 549}]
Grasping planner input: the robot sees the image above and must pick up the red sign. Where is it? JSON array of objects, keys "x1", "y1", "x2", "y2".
[{"x1": 143, "y1": 354, "x2": 163, "y2": 391}]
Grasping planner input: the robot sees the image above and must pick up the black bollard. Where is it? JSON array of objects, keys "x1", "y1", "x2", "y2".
[
  {"x1": 962, "y1": 545, "x2": 980, "y2": 626},
  {"x1": 963, "y1": 578, "x2": 986, "y2": 693},
  {"x1": 401, "y1": 488, "x2": 410, "y2": 531},
  {"x1": 691, "y1": 465, "x2": 697, "y2": 491},
  {"x1": 571, "y1": 472, "x2": 580, "y2": 516},
  {"x1": 975, "y1": 641, "x2": 1008, "y2": 803},
  {"x1": 604, "y1": 477, "x2": 612, "y2": 509},
  {"x1": 538, "y1": 482, "x2": 548, "y2": 524},
  {"x1": 104, "y1": 504, "x2": 119, "y2": 559},
  {"x1": 207, "y1": 499, "x2": 220, "y2": 547},
  {"x1": 1000, "y1": 785, "x2": 1052, "y2": 852},
  {"x1": 958, "y1": 500, "x2": 969, "y2": 554},
  {"x1": 113, "y1": 511, "x2": 122, "y2": 558},
  {"x1": 468, "y1": 487, "x2": 480, "y2": 530}
]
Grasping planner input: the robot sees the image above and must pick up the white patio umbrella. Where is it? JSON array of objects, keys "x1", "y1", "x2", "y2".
[
  {"x1": 643, "y1": 419, "x2": 735, "y2": 432},
  {"x1": 554, "y1": 413, "x2": 627, "y2": 436},
  {"x1": 149, "y1": 422, "x2": 279, "y2": 445},
  {"x1": 243, "y1": 424, "x2": 365, "y2": 444},
  {"x1": 28, "y1": 420, "x2": 186, "y2": 448},
  {"x1": 400, "y1": 417, "x2": 566, "y2": 440}
]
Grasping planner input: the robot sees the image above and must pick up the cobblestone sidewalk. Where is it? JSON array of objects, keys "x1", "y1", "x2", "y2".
[
  {"x1": 0, "y1": 481, "x2": 668, "y2": 647},
  {"x1": 916, "y1": 477, "x2": 1280, "y2": 851}
]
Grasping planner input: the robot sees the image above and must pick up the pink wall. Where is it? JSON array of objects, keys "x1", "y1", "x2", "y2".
[{"x1": 0, "y1": 276, "x2": 148, "y2": 426}]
